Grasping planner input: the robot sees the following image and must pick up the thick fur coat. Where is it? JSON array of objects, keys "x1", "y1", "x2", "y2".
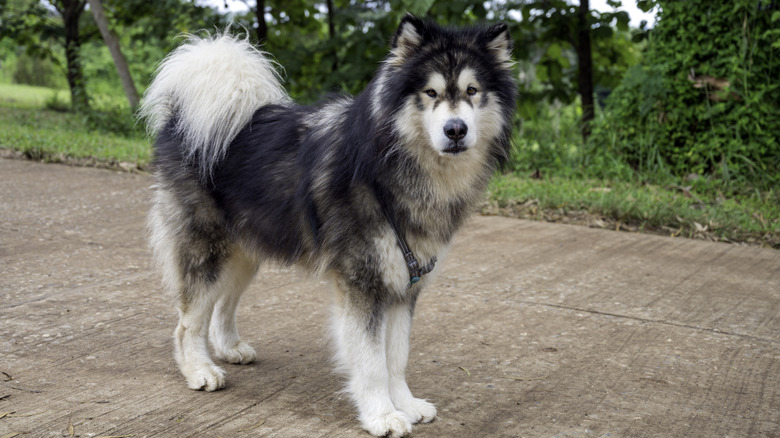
[{"x1": 140, "y1": 14, "x2": 516, "y2": 437}]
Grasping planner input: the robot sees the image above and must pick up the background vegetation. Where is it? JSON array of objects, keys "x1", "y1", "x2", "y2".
[{"x1": 0, "y1": 0, "x2": 778, "y2": 247}]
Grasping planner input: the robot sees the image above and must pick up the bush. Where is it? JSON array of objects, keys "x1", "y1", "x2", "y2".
[
  {"x1": 12, "y1": 53, "x2": 67, "y2": 89},
  {"x1": 83, "y1": 94, "x2": 143, "y2": 137},
  {"x1": 44, "y1": 90, "x2": 70, "y2": 112},
  {"x1": 589, "y1": 0, "x2": 780, "y2": 191}
]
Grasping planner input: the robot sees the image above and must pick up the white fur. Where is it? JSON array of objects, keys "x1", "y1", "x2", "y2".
[
  {"x1": 422, "y1": 68, "x2": 479, "y2": 153},
  {"x1": 148, "y1": 182, "x2": 261, "y2": 390},
  {"x1": 209, "y1": 252, "x2": 260, "y2": 364},
  {"x1": 386, "y1": 302, "x2": 437, "y2": 424},
  {"x1": 389, "y1": 21, "x2": 423, "y2": 67},
  {"x1": 170, "y1": 249, "x2": 258, "y2": 390},
  {"x1": 373, "y1": 227, "x2": 413, "y2": 295},
  {"x1": 392, "y1": 67, "x2": 508, "y2": 202},
  {"x1": 424, "y1": 100, "x2": 478, "y2": 152},
  {"x1": 329, "y1": 279, "x2": 412, "y2": 438},
  {"x1": 138, "y1": 32, "x2": 289, "y2": 179}
]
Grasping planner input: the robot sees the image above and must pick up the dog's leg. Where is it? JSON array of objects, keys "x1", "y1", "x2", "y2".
[
  {"x1": 209, "y1": 250, "x2": 259, "y2": 364},
  {"x1": 331, "y1": 284, "x2": 412, "y2": 438},
  {"x1": 386, "y1": 298, "x2": 437, "y2": 425},
  {"x1": 173, "y1": 281, "x2": 226, "y2": 391},
  {"x1": 165, "y1": 229, "x2": 232, "y2": 391}
]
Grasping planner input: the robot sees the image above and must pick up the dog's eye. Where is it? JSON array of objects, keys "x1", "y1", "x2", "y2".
[
  {"x1": 466, "y1": 86, "x2": 478, "y2": 96},
  {"x1": 425, "y1": 89, "x2": 437, "y2": 98}
]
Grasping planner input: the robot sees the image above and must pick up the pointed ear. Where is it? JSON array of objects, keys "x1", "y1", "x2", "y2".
[
  {"x1": 390, "y1": 14, "x2": 427, "y2": 64},
  {"x1": 485, "y1": 23, "x2": 513, "y2": 65}
]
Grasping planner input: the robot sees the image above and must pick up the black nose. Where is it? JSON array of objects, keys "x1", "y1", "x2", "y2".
[{"x1": 444, "y1": 119, "x2": 468, "y2": 141}]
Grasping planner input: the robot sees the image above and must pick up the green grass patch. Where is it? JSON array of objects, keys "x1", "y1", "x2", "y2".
[
  {"x1": 486, "y1": 174, "x2": 780, "y2": 248},
  {"x1": 0, "y1": 106, "x2": 150, "y2": 166},
  {"x1": 0, "y1": 83, "x2": 70, "y2": 109}
]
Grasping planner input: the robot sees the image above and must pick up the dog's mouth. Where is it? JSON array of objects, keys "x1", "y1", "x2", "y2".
[{"x1": 441, "y1": 143, "x2": 468, "y2": 155}]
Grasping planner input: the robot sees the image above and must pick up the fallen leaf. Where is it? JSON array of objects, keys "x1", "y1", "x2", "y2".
[
  {"x1": 67, "y1": 418, "x2": 75, "y2": 437},
  {"x1": 0, "y1": 394, "x2": 10, "y2": 401},
  {"x1": 458, "y1": 366, "x2": 471, "y2": 377},
  {"x1": 1, "y1": 433, "x2": 21, "y2": 438},
  {"x1": 239, "y1": 419, "x2": 266, "y2": 432},
  {"x1": 0, "y1": 372, "x2": 11, "y2": 382},
  {"x1": 0, "y1": 412, "x2": 14, "y2": 419}
]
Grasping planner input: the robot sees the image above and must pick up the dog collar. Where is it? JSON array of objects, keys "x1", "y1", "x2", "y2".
[
  {"x1": 399, "y1": 240, "x2": 437, "y2": 287},
  {"x1": 374, "y1": 184, "x2": 437, "y2": 287}
]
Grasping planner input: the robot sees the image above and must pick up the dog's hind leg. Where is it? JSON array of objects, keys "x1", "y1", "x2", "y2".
[
  {"x1": 385, "y1": 298, "x2": 437, "y2": 425},
  {"x1": 174, "y1": 247, "x2": 260, "y2": 390},
  {"x1": 330, "y1": 280, "x2": 413, "y2": 438},
  {"x1": 150, "y1": 187, "x2": 237, "y2": 391},
  {"x1": 209, "y1": 249, "x2": 259, "y2": 364},
  {"x1": 173, "y1": 280, "x2": 226, "y2": 391}
]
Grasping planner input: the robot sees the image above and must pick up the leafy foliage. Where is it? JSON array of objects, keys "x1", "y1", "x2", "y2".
[
  {"x1": 502, "y1": 0, "x2": 641, "y2": 117},
  {"x1": 589, "y1": 0, "x2": 780, "y2": 191}
]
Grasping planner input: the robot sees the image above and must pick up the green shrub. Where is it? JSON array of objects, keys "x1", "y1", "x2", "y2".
[
  {"x1": 44, "y1": 90, "x2": 70, "y2": 112},
  {"x1": 82, "y1": 94, "x2": 143, "y2": 137},
  {"x1": 12, "y1": 53, "x2": 67, "y2": 89},
  {"x1": 589, "y1": 0, "x2": 780, "y2": 192}
]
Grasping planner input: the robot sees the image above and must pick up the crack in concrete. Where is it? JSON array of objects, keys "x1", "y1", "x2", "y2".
[{"x1": 517, "y1": 299, "x2": 779, "y2": 345}]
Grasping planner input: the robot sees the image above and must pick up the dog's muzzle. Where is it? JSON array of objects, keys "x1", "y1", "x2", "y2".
[{"x1": 442, "y1": 119, "x2": 469, "y2": 154}]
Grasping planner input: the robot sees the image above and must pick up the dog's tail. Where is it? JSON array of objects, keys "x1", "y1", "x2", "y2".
[{"x1": 139, "y1": 32, "x2": 288, "y2": 177}]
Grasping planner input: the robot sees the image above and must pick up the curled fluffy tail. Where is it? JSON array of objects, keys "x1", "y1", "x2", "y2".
[{"x1": 139, "y1": 32, "x2": 288, "y2": 177}]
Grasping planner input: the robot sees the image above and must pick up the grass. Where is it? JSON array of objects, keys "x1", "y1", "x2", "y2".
[
  {"x1": 0, "y1": 83, "x2": 70, "y2": 109},
  {"x1": 486, "y1": 174, "x2": 780, "y2": 248},
  {"x1": 0, "y1": 83, "x2": 777, "y2": 248},
  {"x1": 0, "y1": 83, "x2": 149, "y2": 167},
  {"x1": 0, "y1": 106, "x2": 150, "y2": 166}
]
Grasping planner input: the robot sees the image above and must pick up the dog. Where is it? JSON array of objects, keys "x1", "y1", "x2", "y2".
[{"x1": 140, "y1": 14, "x2": 516, "y2": 437}]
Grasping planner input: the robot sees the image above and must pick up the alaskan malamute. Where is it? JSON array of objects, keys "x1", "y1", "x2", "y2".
[{"x1": 141, "y1": 14, "x2": 516, "y2": 437}]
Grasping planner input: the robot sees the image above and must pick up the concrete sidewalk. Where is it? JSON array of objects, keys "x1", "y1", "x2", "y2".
[{"x1": 1, "y1": 158, "x2": 778, "y2": 438}]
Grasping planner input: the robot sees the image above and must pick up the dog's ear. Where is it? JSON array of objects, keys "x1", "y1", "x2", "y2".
[
  {"x1": 485, "y1": 23, "x2": 513, "y2": 65},
  {"x1": 390, "y1": 13, "x2": 427, "y2": 64}
]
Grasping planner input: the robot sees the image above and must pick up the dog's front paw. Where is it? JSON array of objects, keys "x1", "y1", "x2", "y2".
[
  {"x1": 362, "y1": 410, "x2": 413, "y2": 438},
  {"x1": 397, "y1": 397, "x2": 437, "y2": 424},
  {"x1": 215, "y1": 341, "x2": 257, "y2": 364},
  {"x1": 182, "y1": 362, "x2": 226, "y2": 391}
]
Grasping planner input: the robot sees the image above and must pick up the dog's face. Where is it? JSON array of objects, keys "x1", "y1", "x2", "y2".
[
  {"x1": 383, "y1": 14, "x2": 515, "y2": 159},
  {"x1": 418, "y1": 68, "x2": 481, "y2": 155}
]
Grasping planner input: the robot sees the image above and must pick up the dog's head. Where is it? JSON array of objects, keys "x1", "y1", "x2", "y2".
[{"x1": 379, "y1": 14, "x2": 516, "y2": 160}]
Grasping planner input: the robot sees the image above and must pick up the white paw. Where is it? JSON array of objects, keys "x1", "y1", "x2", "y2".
[
  {"x1": 182, "y1": 362, "x2": 226, "y2": 391},
  {"x1": 215, "y1": 341, "x2": 257, "y2": 364},
  {"x1": 362, "y1": 410, "x2": 413, "y2": 438},
  {"x1": 397, "y1": 398, "x2": 437, "y2": 424}
]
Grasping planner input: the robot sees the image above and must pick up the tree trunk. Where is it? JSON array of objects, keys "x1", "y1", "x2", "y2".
[
  {"x1": 326, "y1": 0, "x2": 338, "y2": 72},
  {"x1": 575, "y1": 0, "x2": 595, "y2": 142},
  {"x1": 255, "y1": 0, "x2": 267, "y2": 43},
  {"x1": 59, "y1": 0, "x2": 89, "y2": 111},
  {"x1": 87, "y1": 0, "x2": 139, "y2": 110}
]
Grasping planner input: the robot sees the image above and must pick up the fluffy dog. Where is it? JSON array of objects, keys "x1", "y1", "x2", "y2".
[{"x1": 140, "y1": 14, "x2": 516, "y2": 437}]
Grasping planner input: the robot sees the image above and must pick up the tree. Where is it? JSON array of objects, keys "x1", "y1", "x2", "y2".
[
  {"x1": 507, "y1": 0, "x2": 633, "y2": 142},
  {"x1": 50, "y1": 0, "x2": 90, "y2": 111},
  {"x1": 575, "y1": 0, "x2": 594, "y2": 141},
  {"x1": 0, "y1": 0, "x2": 93, "y2": 111},
  {"x1": 86, "y1": 0, "x2": 139, "y2": 109}
]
